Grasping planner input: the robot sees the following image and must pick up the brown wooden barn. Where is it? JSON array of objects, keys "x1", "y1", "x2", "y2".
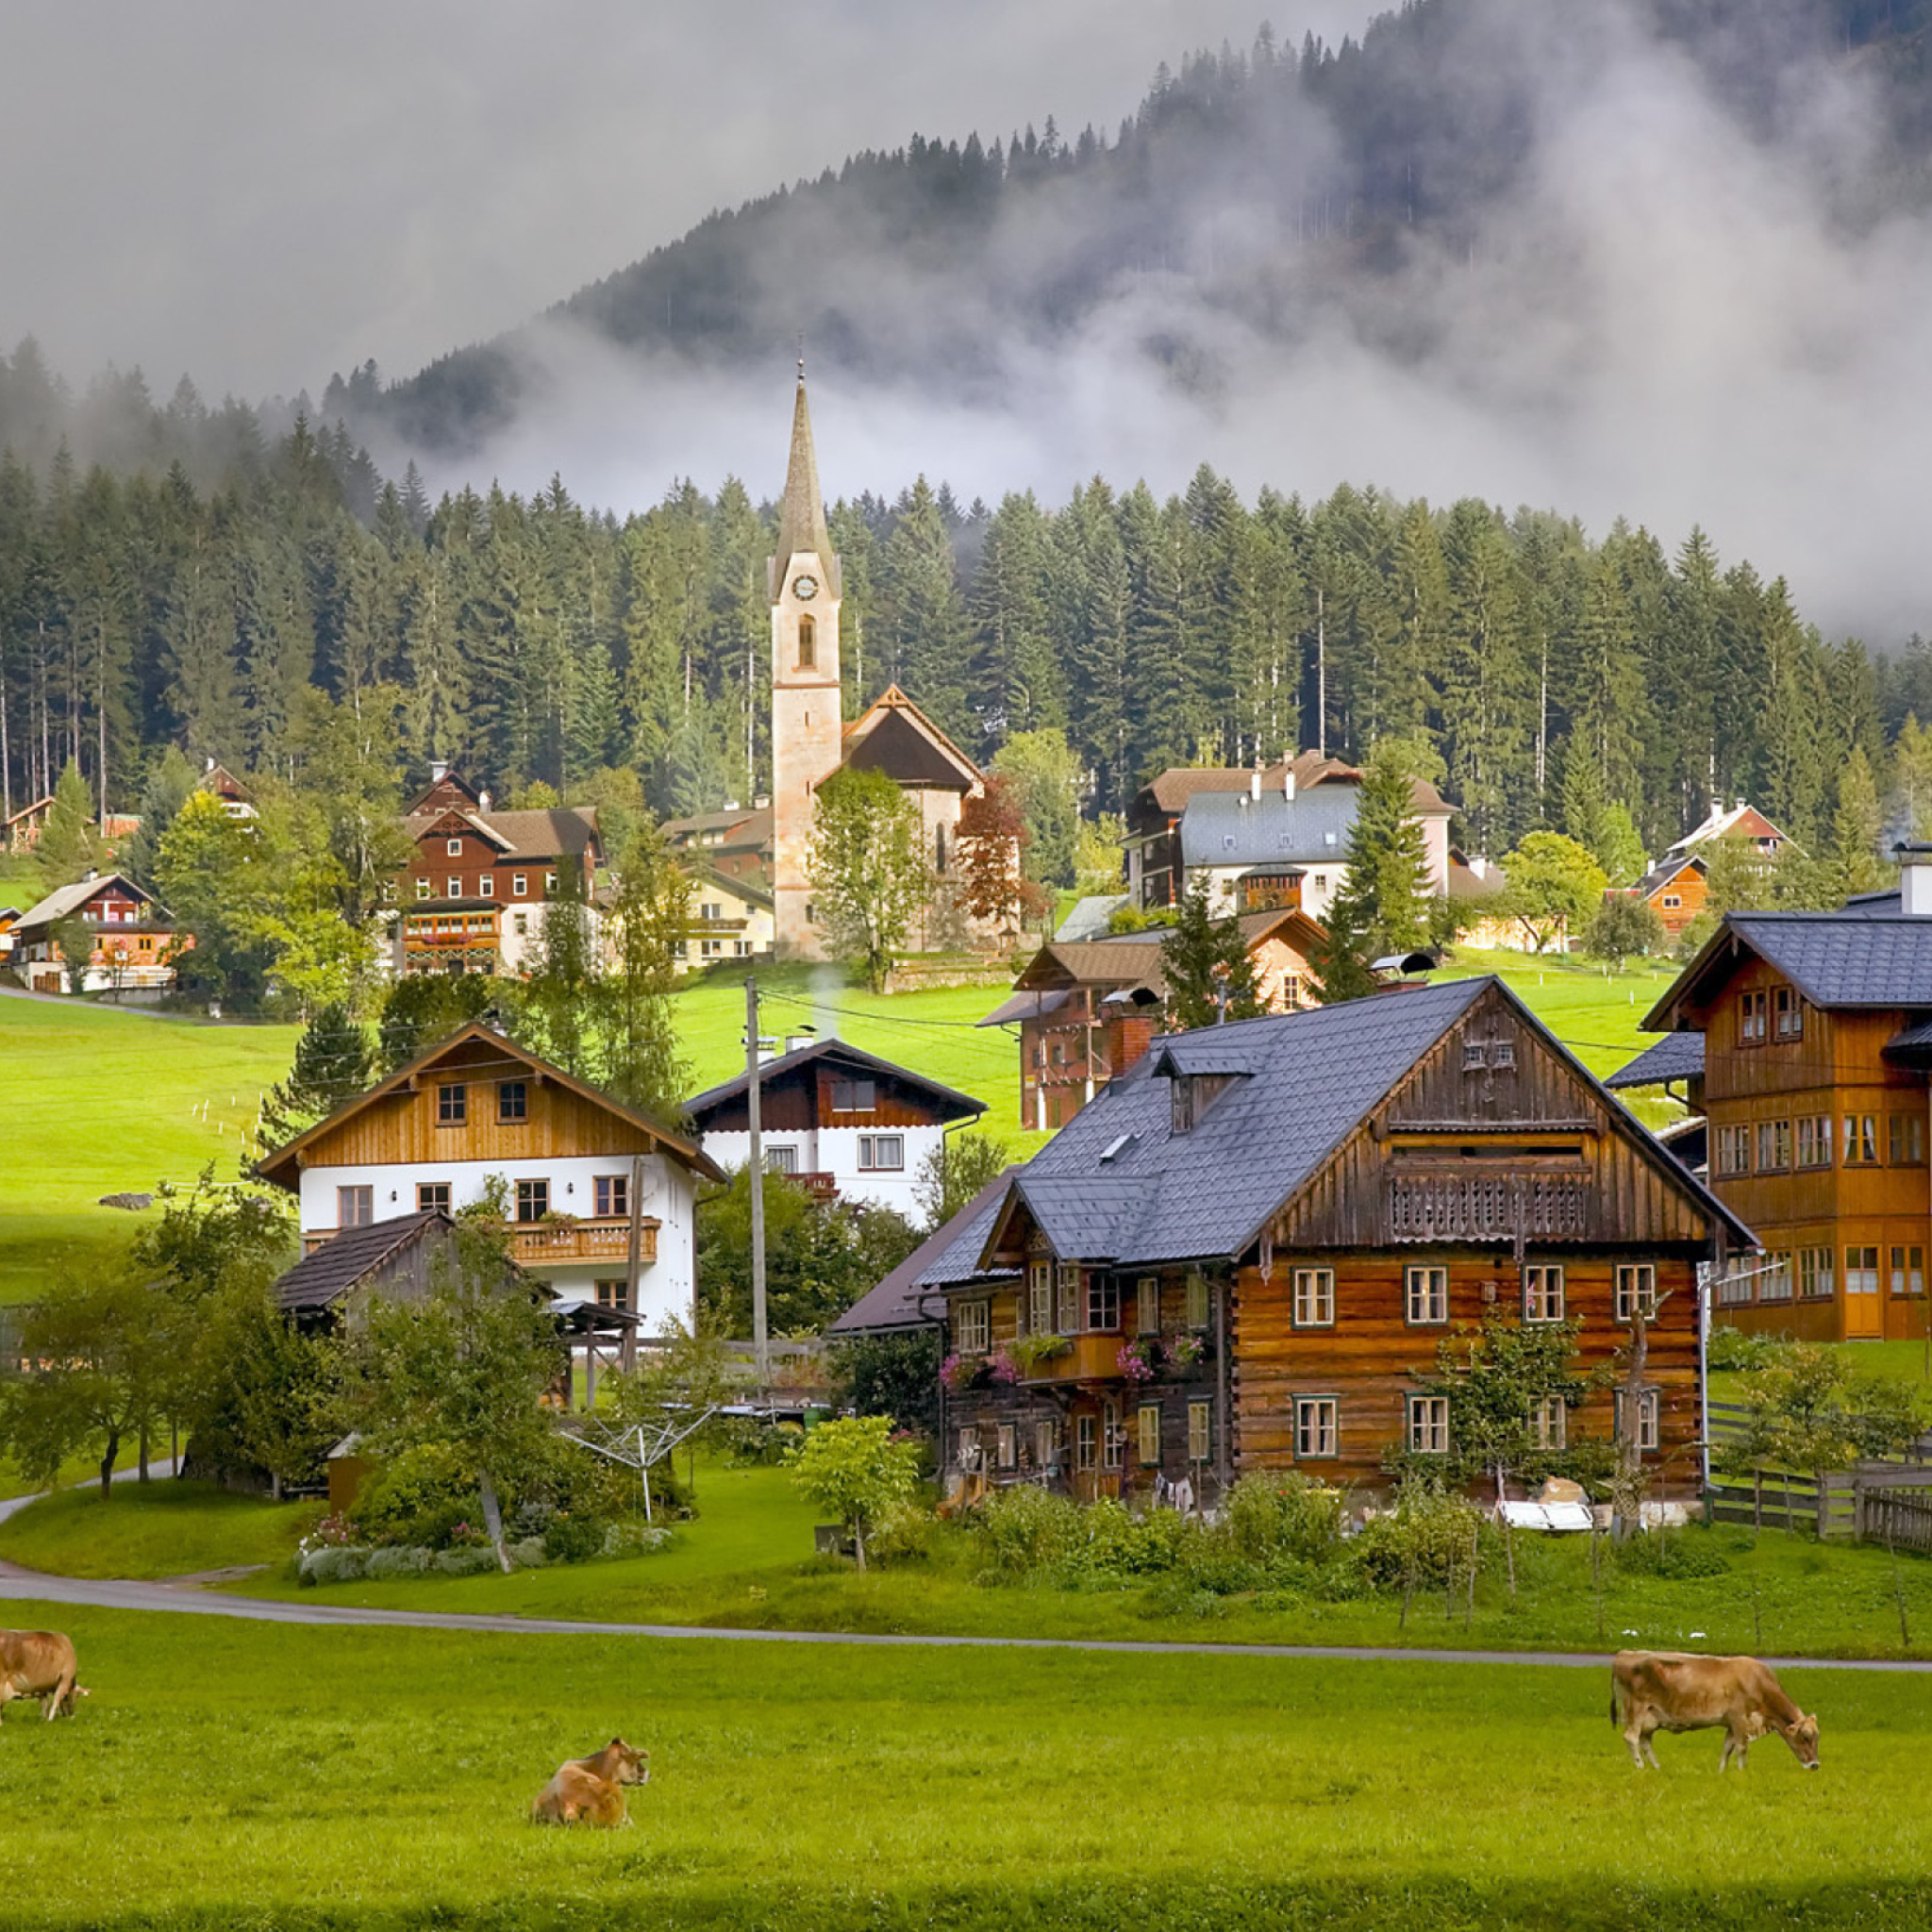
[{"x1": 892, "y1": 975, "x2": 1751, "y2": 1504}]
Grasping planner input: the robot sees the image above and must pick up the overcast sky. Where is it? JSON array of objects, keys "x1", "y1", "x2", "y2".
[{"x1": 0, "y1": 1, "x2": 1380, "y2": 401}]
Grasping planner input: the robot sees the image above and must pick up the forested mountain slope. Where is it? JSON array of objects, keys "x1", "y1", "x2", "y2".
[{"x1": 361, "y1": 0, "x2": 1932, "y2": 455}]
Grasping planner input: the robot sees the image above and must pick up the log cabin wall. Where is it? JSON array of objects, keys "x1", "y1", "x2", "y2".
[
  {"x1": 1229, "y1": 1251, "x2": 1702, "y2": 1490},
  {"x1": 697, "y1": 1062, "x2": 956, "y2": 1134}
]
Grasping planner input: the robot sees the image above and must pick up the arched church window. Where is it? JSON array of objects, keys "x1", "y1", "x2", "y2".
[
  {"x1": 935, "y1": 823, "x2": 948, "y2": 874},
  {"x1": 798, "y1": 615, "x2": 816, "y2": 670}
]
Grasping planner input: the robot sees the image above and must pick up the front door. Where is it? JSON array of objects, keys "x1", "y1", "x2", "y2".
[{"x1": 1845, "y1": 1245, "x2": 1883, "y2": 1339}]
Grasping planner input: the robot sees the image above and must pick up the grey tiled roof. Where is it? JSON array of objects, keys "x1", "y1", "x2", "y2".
[
  {"x1": 937, "y1": 979, "x2": 1491, "y2": 1274},
  {"x1": 828, "y1": 1168, "x2": 1022, "y2": 1333},
  {"x1": 1605, "y1": 1032, "x2": 1706, "y2": 1090},
  {"x1": 274, "y1": 1211, "x2": 448, "y2": 1314},
  {"x1": 1727, "y1": 913, "x2": 1932, "y2": 1008},
  {"x1": 1177, "y1": 790, "x2": 1357, "y2": 870}
]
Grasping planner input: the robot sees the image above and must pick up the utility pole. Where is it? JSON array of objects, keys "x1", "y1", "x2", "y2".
[{"x1": 745, "y1": 977, "x2": 770, "y2": 1393}]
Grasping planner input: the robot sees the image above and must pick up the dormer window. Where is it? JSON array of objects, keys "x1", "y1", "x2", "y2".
[{"x1": 1172, "y1": 1075, "x2": 1195, "y2": 1135}]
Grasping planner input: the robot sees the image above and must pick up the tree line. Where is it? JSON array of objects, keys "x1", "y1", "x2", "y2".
[{"x1": 5, "y1": 341, "x2": 1926, "y2": 882}]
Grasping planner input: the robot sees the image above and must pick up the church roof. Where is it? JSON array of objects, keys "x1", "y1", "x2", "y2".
[
  {"x1": 768, "y1": 375, "x2": 841, "y2": 601},
  {"x1": 842, "y1": 686, "x2": 982, "y2": 791}
]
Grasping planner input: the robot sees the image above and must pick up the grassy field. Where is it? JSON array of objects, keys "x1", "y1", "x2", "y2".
[
  {"x1": 0, "y1": 1603, "x2": 1920, "y2": 1930},
  {"x1": 0, "y1": 996, "x2": 302, "y2": 1304},
  {"x1": 0, "y1": 1477, "x2": 320, "y2": 1577}
]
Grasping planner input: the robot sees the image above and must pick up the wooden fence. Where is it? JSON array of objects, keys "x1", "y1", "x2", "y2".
[
  {"x1": 1707, "y1": 1401, "x2": 1932, "y2": 1464},
  {"x1": 1707, "y1": 1402, "x2": 1932, "y2": 1545}
]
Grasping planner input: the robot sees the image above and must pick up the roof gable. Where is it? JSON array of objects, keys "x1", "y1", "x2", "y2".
[
  {"x1": 256, "y1": 1022, "x2": 718, "y2": 1187},
  {"x1": 15, "y1": 872, "x2": 166, "y2": 933},
  {"x1": 1646, "y1": 911, "x2": 1932, "y2": 1026},
  {"x1": 684, "y1": 1037, "x2": 985, "y2": 1125},
  {"x1": 841, "y1": 687, "x2": 981, "y2": 790}
]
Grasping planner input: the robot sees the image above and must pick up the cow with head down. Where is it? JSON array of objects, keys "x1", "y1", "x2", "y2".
[
  {"x1": 0, "y1": 1628, "x2": 84, "y2": 1723},
  {"x1": 1612, "y1": 1650, "x2": 1819, "y2": 1771}
]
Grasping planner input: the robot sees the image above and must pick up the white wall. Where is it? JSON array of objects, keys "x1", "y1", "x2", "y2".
[
  {"x1": 701, "y1": 1122, "x2": 943, "y2": 1222},
  {"x1": 296, "y1": 1151, "x2": 698, "y2": 1336}
]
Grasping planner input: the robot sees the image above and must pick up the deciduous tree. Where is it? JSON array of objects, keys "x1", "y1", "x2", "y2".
[{"x1": 806, "y1": 766, "x2": 928, "y2": 993}]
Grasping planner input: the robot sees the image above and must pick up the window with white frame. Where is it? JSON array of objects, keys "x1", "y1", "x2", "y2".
[
  {"x1": 512, "y1": 873, "x2": 527, "y2": 896},
  {"x1": 1028, "y1": 1261, "x2": 1052, "y2": 1335},
  {"x1": 1531, "y1": 1394, "x2": 1566, "y2": 1450},
  {"x1": 1406, "y1": 1265, "x2": 1448, "y2": 1325},
  {"x1": 1185, "y1": 1273, "x2": 1210, "y2": 1329},
  {"x1": 477, "y1": 874, "x2": 493, "y2": 898},
  {"x1": 1187, "y1": 1400, "x2": 1210, "y2": 1463},
  {"x1": 1407, "y1": 1394, "x2": 1450, "y2": 1455},
  {"x1": 958, "y1": 1426, "x2": 981, "y2": 1470},
  {"x1": 1057, "y1": 1263, "x2": 1081, "y2": 1332},
  {"x1": 414, "y1": 877, "x2": 431, "y2": 901},
  {"x1": 446, "y1": 838, "x2": 462, "y2": 857},
  {"x1": 1614, "y1": 1264, "x2": 1657, "y2": 1322},
  {"x1": 1292, "y1": 1267, "x2": 1335, "y2": 1327},
  {"x1": 1617, "y1": 1389, "x2": 1659, "y2": 1452},
  {"x1": 957, "y1": 1301, "x2": 991, "y2": 1354},
  {"x1": 1035, "y1": 1419, "x2": 1058, "y2": 1469},
  {"x1": 544, "y1": 872, "x2": 558, "y2": 893},
  {"x1": 858, "y1": 1134, "x2": 904, "y2": 1171},
  {"x1": 996, "y1": 1424, "x2": 1016, "y2": 1470},
  {"x1": 446, "y1": 874, "x2": 462, "y2": 897},
  {"x1": 1294, "y1": 1395, "x2": 1339, "y2": 1458},
  {"x1": 1136, "y1": 1275, "x2": 1160, "y2": 1336},
  {"x1": 1137, "y1": 1404, "x2": 1161, "y2": 1465},
  {"x1": 1523, "y1": 1265, "x2": 1565, "y2": 1323},
  {"x1": 1102, "y1": 1398, "x2": 1123, "y2": 1471},
  {"x1": 764, "y1": 1143, "x2": 797, "y2": 1174}
]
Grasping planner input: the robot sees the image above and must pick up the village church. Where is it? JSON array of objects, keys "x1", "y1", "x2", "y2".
[{"x1": 766, "y1": 373, "x2": 994, "y2": 959}]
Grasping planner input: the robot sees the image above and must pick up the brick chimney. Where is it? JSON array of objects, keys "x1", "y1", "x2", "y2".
[{"x1": 1100, "y1": 990, "x2": 1159, "y2": 1083}]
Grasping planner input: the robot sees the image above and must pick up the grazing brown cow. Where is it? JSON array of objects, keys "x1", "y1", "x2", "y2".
[
  {"x1": 0, "y1": 1628, "x2": 82, "y2": 1723},
  {"x1": 529, "y1": 1738, "x2": 650, "y2": 1826},
  {"x1": 1611, "y1": 1650, "x2": 1819, "y2": 1771}
]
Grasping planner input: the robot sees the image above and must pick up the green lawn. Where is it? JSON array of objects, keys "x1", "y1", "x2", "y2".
[
  {"x1": 0, "y1": 1478, "x2": 321, "y2": 1577},
  {"x1": 0, "y1": 1604, "x2": 1921, "y2": 1929},
  {"x1": 0, "y1": 996, "x2": 302, "y2": 1303}
]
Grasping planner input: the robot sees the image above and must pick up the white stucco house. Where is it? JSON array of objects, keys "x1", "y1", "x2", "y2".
[{"x1": 255, "y1": 1023, "x2": 722, "y2": 1336}]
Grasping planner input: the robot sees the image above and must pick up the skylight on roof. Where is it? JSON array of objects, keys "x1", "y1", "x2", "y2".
[{"x1": 1099, "y1": 1133, "x2": 1137, "y2": 1164}]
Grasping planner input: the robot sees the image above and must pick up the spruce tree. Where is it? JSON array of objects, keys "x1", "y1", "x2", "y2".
[
  {"x1": 37, "y1": 756, "x2": 100, "y2": 891},
  {"x1": 1161, "y1": 878, "x2": 1262, "y2": 1031},
  {"x1": 259, "y1": 1003, "x2": 374, "y2": 1150}
]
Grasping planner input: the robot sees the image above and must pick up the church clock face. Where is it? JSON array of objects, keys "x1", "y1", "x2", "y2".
[{"x1": 791, "y1": 574, "x2": 819, "y2": 601}]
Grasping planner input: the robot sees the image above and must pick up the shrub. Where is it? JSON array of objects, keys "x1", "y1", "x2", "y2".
[
  {"x1": 716, "y1": 1416, "x2": 794, "y2": 1465},
  {"x1": 353, "y1": 1443, "x2": 481, "y2": 1550},
  {"x1": 508, "y1": 1538, "x2": 548, "y2": 1569},
  {"x1": 976, "y1": 1484, "x2": 1085, "y2": 1576},
  {"x1": 1224, "y1": 1473, "x2": 1348, "y2": 1566},
  {"x1": 1348, "y1": 1481, "x2": 1487, "y2": 1592},
  {"x1": 1615, "y1": 1530, "x2": 1730, "y2": 1579},
  {"x1": 433, "y1": 1547, "x2": 500, "y2": 1577},
  {"x1": 299, "y1": 1546, "x2": 373, "y2": 1587},
  {"x1": 364, "y1": 1546, "x2": 433, "y2": 1580},
  {"x1": 542, "y1": 1511, "x2": 607, "y2": 1565},
  {"x1": 865, "y1": 1501, "x2": 940, "y2": 1566},
  {"x1": 1707, "y1": 1325, "x2": 1787, "y2": 1374},
  {"x1": 602, "y1": 1523, "x2": 676, "y2": 1558}
]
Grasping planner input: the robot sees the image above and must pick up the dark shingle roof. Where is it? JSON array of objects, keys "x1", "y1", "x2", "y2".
[
  {"x1": 828, "y1": 1168, "x2": 1022, "y2": 1334},
  {"x1": 1606, "y1": 1032, "x2": 1706, "y2": 1090},
  {"x1": 684, "y1": 1037, "x2": 984, "y2": 1123},
  {"x1": 1724, "y1": 913, "x2": 1932, "y2": 1008},
  {"x1": 926, "y1": 981, "x2": 1486, "y2": 1276},
  {"x1": 274, "y1": 1211, "x2": 449, "y2": 1314}
]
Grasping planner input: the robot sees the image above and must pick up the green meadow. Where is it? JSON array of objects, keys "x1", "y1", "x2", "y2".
[{"x1": 0, "y1": 1602, "x2": 1921, "y2": 1931}]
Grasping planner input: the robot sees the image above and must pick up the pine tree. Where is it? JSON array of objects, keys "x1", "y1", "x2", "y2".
[
  {"x1": 1828, "y1": 747, "x2": 1885, "y2": 903},
  {"x1": 523, "y1": 851, "x2": 596, "y2": 1075},
  {"x1": 1161, "y1": 877, "x2": 1263, "y2": 1030},
  {"x1": 595, "y1": 822, "x2": 693, "y2": 1124},
  {"x1": 1329, "y1": 741, "x2": 1433, "y2": 956},
  {"x1": 259, "y1": 1003, "x2": 374, "y2": 1150},
  {"x1": 37, "y1": 755, "x2": 99, "y2": 890}
]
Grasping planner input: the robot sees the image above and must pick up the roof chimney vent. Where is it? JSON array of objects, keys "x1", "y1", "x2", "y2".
[
  {"x1": 429, "y1": 759, "x2": 448, "y2": 785},
  {"x1": 1250, "y1": 769, "x2": 1261, "y2": 802},
  {"x1": 1283, "y1": 768, "x2": 1295, "y2": 803},
  {"x1": 477, "y1": 790, "x2": 492, "y2": 813},
  {"x1": 1897, "y1": 842, "x2": 1932, "y2": 917}
]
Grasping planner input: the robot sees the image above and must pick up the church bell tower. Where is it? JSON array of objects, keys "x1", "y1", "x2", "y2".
[{"x1": 769, "y1": 369, "x2": 842, "y2": 959}]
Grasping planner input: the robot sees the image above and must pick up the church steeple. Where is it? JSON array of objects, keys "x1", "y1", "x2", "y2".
[{"x1": 769, "y1": 367, "x2": 840, "y2": 601}]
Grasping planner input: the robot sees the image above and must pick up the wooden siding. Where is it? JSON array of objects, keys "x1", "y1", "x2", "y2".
[
  {"x1": 1642, "y1": 861, "x2": 1706, "y2": 938},
  {"x1": 697, "y1": 1061, "x2": 960, "y2": 1134},
  {"x1": 1231, "y1": 1251, "x2": 1702, "y2": 1489},
  {"x1": 1280, "y1": 985, "x2": 1718, "y2": 1252},
  {"x1": 291, "y1": 1038, "x2": 664, "y2": 1170}
]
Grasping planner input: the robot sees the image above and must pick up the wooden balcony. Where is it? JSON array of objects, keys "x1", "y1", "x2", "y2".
[
  {"x1": 509, "y1": 1218, "x2": 658, "y2": 1267},
  {"x1": 1020, "y1": 1333, "x2": 1126, "y2": 1384}
]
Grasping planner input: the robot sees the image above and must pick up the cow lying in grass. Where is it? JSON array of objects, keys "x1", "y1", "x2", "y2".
[
  {"x1": 0, "y1": 1628, "x2": 86, "y2": 1723},
  {"x1": 1611, "y1": 1650, "x2": 1820, "y2": 1771},
  {"x1": 530, "y1": 1739, "x2": 650, "y2": 1826}
]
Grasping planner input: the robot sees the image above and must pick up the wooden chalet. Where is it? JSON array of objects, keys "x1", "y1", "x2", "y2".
[
  {"x1": 393, "y1": 790, "x2": 602, "y2": 977},
  {"x1": 977, "y1": 908, "x2": 1324, "y2": 1132},
  {"x1": 662, "y1": 805, "x2": 772, "y2": 891},
  {"x1": 911, "y1": 976, "x2": 1750, "y2": 1501},
  {"x1": 10, "y1": 870, "x2": 180, "y2": 993},
  {"x1": 197, "y1": 760, "x2": 257, "y2": 818},
  {"x1": 1639, "y1": 852, "x2": 1932, "y2": 1341},
  {"x1": 256, "y1": 1022, "x2": 721, "y2": 1335},
  {"x1": 1628, "y1": 855, "x2": 1708, "y2": 941},
  {"x1": 685, "y1": 1038, "x2": 984, "y2": 1220}
]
